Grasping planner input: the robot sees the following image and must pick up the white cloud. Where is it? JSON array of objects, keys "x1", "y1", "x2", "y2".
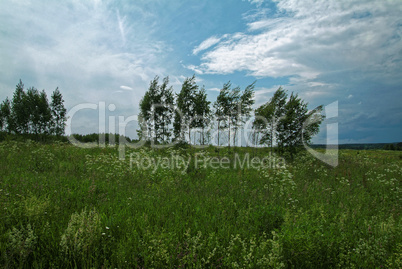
[
  {"x1": 248, "y1": 0, "x2": 265, "y2": 7},
  {"x1": 307, "y1": 82, "x2": 328, "y2": 88},
  {"x1": 120, "y1": 85, "x2": 133, "y2": 91},
  {"x1": 116, "y1": 9, "x2": 126, "y2": 46},
  {"x1": 192, "y1": 0, "x2": 402, "y2": 86},
  {"x1": 247, "y1": 17, "x2": 286, "y2": 31},
  {"x1": 0, "y1": 0, "x2": 168, "y2": 105},
  {"x1": 185, "y1": 64, "x2": 204, "y2": 75},
  {"x1": 254, "y1": 86, "x2": 281, "y2": 106},
  {"x1": 255, "y1": 86, "x2": 278, "y2": 96},
  {"x1": 193, "y1": 36, "x2": 221, "y2": 55}
]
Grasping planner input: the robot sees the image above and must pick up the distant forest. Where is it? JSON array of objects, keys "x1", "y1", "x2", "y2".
[{"x1": 311, "y1": 143, "x2": 402, "y2": 151}]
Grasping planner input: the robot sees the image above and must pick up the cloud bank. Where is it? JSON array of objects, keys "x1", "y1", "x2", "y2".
[{"x1": 193, "y1": 0, "x2": 401, "y2": 84}]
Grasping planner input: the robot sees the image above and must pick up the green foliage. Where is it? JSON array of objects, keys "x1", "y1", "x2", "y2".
[
  {"x1": 25, "y1": 87, "x2": 53, "y2": 135},
  {"x1": 50, "y1": 87, "x2": 67, "y2": 137},
  {"x1": 59, "y1": 208, "x2": 102, "y2": 265},
  {"x1": 158, "y1": 77, "x2": 175, "y2": 143},
  {"x1": 384, "y1": 143, "x2": 402, "y2": 151},
  {"x1": 193, "y1": 87, "x2": 211, "y2": 145},
  {"x1": 139, "y1": 76, "x2": 174, "y2": 143},
  {"x1": 229, "y1": 81, "x2": 255, "y2": 147},
  {"x1": 11, "y1": 80, "x2": 29, "y2": 134},
  {"x1": 7, "y1": 224, "x2": 37, "y2": 266},
  {"x1": 213, "y1": 81, "x2": 231, "y2": 146},
  {"x1": 212, "y1": 81, "x2": 255, "y2": 147},
  {"x1": 0, "y1": 80, "x2": 67, "y2": 140},
  {"x1": 253, "y1": 87, "x2": 324, "y2": 156},
  {"x1": 0, "y1": 97, "x2": 12, "y2": 132},
  {"x1": 174, "y1": 75, "x2": 199, "y2": 142},
  {"x1": 70, "y1": 132, "x2": 132, "y2": 144},
  {"x1": 23, "y1": 192, "x2": 50, "y2": 219}
]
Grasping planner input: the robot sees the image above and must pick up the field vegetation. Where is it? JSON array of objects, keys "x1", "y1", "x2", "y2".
[{"x1": 0, "y1": 140, "x2": 401, "y2": 268}]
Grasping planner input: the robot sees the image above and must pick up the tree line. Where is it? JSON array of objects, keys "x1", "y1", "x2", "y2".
[
  {"x1": 0, "y1": 77, "x2": 324, "y2": 154},
  {"x1": 71, "y1": 133, "x2": 133, "y2": 144},
  {"x1": 0, "y1": 80, "x2": 67, "y2": 139},
  {"x1": 138, "y1": 75, "x2": 324, "y2": 154}
]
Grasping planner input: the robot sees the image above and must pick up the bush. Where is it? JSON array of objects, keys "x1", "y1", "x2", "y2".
[
  {"x1": 59, "y1": 208, "x2": 102, "y2": 266},
  {"x1": 7, "y1": 224, "x2": 37, "y2": 267}
]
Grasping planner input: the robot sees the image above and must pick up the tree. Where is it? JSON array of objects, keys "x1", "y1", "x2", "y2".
[
  {"x1": 253, "y1": 87, "x2": 287, "y2": 153},
  {"x1": 138, "y1": 85, "x2": 153, "y2": 142},
  {"x1": 157, "y1": 77, "x2": 174, "y2": 143},
  {"x1": 253, "y1": 87, "x2": 324, "y2": 157},
  {"x1": 213, "y1": 82, "x2": 231, "y2": 146},
  {"x1": 215, "y1": 81, "x2": 255, "y2": 147},
  {"x1": 227, "y1": 85, "x2": 240, "y2": 147},
  {"x1": 174, "y1": 75, "x2": 198, "y2": 143},
  {"x1": 0, "y1": 98, "x2": 12, "y2": 133},
  {"x1": 11, "y1": 80, "x2": 29, "y2": 134},
  {"x1": 253, "y1": 103, "x2": 272, "y2": 146},
  {"x1": 138, "y1": 76, "x2": 160, "y2": 143},
  {"x1": 25, "y1": 87, "x2": 41, "y2": 134},
  {"x1": 277, "y1": 93, "x2": 309, "y2": 156},
  {"x1": 50, "y1": 87, "x2": 67, "y2": 136},
  {"x1": 23, "y1": 87, "x2": 52, "y2": 137},
  {"x1": 233, "y1": 82, "x2": 255, "y2": 146},
  {"x1": 193, "y1": 86, "x2": 211, "y2": 145},
  {"x1": 138, "y1": 76, "x2": 174, "y2": 144},
  {"x1": 39, "y1": 90, "x2": 51, "y2": 135},
  {"x1": 0, "y1": 105, "x2": 3, "y2": 132},
  {"x1": 173, "y1": 110, "x2": 182, "y2": 141},
  {"x1": 301, "y1": 104, "x2": 324, "y2": 150},
  {"x1": 277, "y1": 93, "x2": 324, "y2": 157}
]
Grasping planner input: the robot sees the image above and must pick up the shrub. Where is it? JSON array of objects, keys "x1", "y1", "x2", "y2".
[
  {"x1": 59, "y1": 208, "x2": 102, "y2": 265},
  {"x1": 7, "y1": 224, "x2": 37, "y2": 266}
]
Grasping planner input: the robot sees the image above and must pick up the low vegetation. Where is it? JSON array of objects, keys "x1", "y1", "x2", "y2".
[{"x1": 1, "y1": 141, "x2": 400, "y2": 268}]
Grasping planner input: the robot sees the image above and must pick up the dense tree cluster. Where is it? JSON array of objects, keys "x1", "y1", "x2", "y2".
[
  {"x1": 138, "y1": 75, "x2": 324, "y2": 153},
  {"x1": 71, "y1": 133, "x2": 132, "y2": 144},
  {"x1": 252, "y1": 87, "x2": 324, "y2": 156},
  {"x1": 0, "y1": 80, "x2": 67, "y2": 138},
  {"x1": 138, "y1": 76, "x2": 175, "y2": 144}
]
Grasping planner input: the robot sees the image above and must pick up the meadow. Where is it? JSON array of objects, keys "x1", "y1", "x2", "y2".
[{"x1": 0, "y1": 140, "x2": 401, "y2": 268}]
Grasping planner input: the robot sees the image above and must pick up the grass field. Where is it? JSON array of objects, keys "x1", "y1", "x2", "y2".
[{"x1": 0, "y1": 140, "x2": 401, "y2": 268}]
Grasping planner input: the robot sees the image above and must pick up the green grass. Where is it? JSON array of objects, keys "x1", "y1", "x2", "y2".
[{"x1": 0, "y1": 141, "x2": 401, "y2": 268}]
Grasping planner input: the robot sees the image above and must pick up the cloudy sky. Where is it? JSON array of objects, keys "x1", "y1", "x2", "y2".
[{"x1": 0, "y1": 0, "x2": 401, "y2": 143}]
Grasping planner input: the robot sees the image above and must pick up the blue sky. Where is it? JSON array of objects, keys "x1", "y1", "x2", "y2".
[{"x1": 0, "y1": 0, "x2": 401, "y2": 143}]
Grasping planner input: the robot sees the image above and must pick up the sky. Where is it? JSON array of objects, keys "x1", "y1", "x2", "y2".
[{"x1": 0, "y1": 0, "x2": 401, "y2": 144}]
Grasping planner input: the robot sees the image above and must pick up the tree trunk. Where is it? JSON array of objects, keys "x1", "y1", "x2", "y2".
[
  {"x1": 228, "y1": 116, "x2": 231, "y2": 148},
  {"x1": 217, "y1": 121, "x2": 220, "y2": 146}
]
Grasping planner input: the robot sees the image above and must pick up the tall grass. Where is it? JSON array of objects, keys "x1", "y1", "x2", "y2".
[{"x1": 0, "y1": 141, "x2": 400, "y2": 268}]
